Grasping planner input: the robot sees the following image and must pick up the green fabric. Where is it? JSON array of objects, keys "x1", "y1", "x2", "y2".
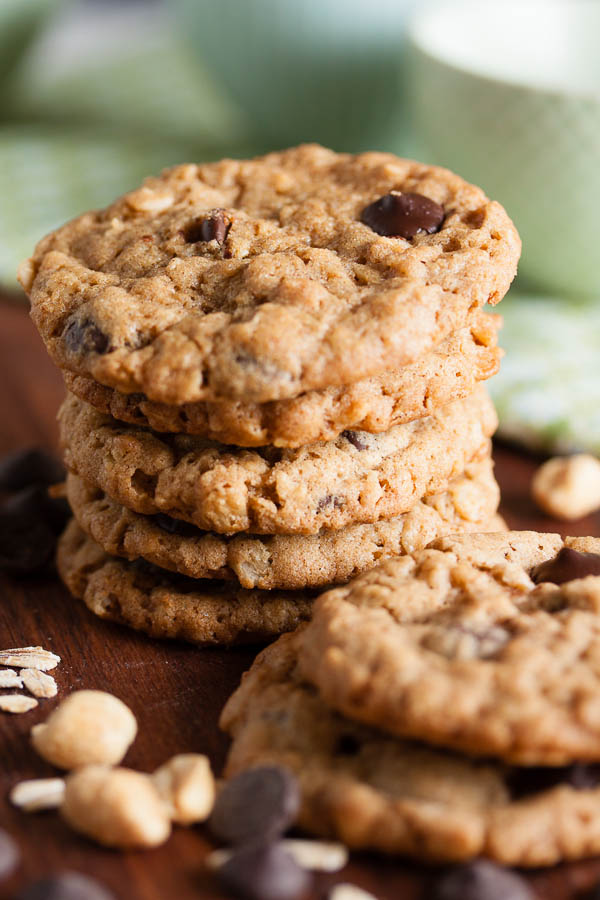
[
  {"x1": 490, "y1": 291, "x2": 600, "y2": 455},
  {"x1": 0, "y1": 1, "x2": 251, "y2": 286}
]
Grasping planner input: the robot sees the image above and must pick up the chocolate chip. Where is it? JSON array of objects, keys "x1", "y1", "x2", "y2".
[
  {"x1": 342, "y1": 431, "x2": 369, "y2": 451},
  {"x1": 209, "y1": 766, "x2": 300, "y2": 845},
  {"x1": 316, "y1": 495, "x2": 345, "y2": 513},
  {"x1": 217, "y1": 842, "x2": 311, "y2": 900},
  {"x1": 0, "y1": 829, "x2": 19, "y2": 881},
  {"x1": 531, "y1": 547, "x2": 600, "y2": 585},
  {"x1": 507, "y1": 762, "x2": 600, "y2": 799},
  {"x1": 431, "y1": 860, "x2": 534, "y2": 900},
  {"x1": 63, "y1": 319, "x2": 110, "y2": 355},
  {"x1": 361, "y1": 191, "x2": 445, "y2": 239},
  {"x1": 335, "y1": 734, "x2": 361, "y2": 756},
  {"x1": 0, "y1": 448, "x2": 65, "y2": 491},
  {"x1": 15, "y1": 873, "x2": 115, "y2": 900},
  {"x1": 184, "y1": 209, "x2": 231, "y2": 245},
  {"x1": 154, "y1": 513, "x2": 199, "y2": 538},
  {"x1": 0, "y1": 486, "x2": 69, "y2": 575}
]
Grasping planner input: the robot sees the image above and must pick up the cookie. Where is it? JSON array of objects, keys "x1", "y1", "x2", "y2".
[
  {"x1": 65, "y1": 456, "x2": 502, "y2": 590},
  {"x1": 57, "y1": 520, "x2": 315, "y2": 646},
  {"x1": 62, "y1": 312, "x2": 501, "y2": 447},
  {"x1": 298, "y1": 532, "x2": 600, "y2": 765},
  {"x1": 59, "y1": 387, "x2": 497, "y2": 536},
  {"x1": 21, "y1": 144, "x2": 520, "y2": 405},
  {"x1": 222, "y1": 631, "x2": 600, "y2": 866}
]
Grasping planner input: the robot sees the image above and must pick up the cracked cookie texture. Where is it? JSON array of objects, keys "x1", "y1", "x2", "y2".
[
  {"x1": 59, "y1": 387, "x2": 497, "y2": 536},
  {"x1": 62, "y1": 311, "x2": 501, "y2": 447},
  {"x1": 21, "y1": 144, "x2": 519, "y2": 405},
  {"x1": 65, "y1": 456, "x2": 502, "y2": 590},
  {"x1": 57, "y1": 520, "x2": 315, "y2": 646},
  {"x1": 298, "y1": 532, "x2": 600, "y2": 764},
  {"x1": 222, "y1": 631, "x2": 600, "y2": 866}
]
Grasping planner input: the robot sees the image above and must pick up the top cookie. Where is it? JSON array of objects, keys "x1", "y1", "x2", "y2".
[
  {"x1": 298, "y1": 532, "x2": 600, "y2": 765},
  {"x1": 21, "y1": 144, "x2": 520, "y2": 405}
]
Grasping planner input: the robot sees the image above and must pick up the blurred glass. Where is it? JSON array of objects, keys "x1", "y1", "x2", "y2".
[{"x1": 174, "y1": 0, "x2": 416, "y2": 153}]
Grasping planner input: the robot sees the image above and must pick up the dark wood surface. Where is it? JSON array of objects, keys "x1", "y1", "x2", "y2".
[{"x1": 1, "y1": 300, "x2": 600, "y2": 900}]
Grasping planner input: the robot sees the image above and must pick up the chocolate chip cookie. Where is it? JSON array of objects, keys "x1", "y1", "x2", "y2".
[
  {"x1": 62, "y1": 312, "x2": 501, "y2": 447},
  {"x1": 65, "y1": 456, "x2": 502, "y2": 590},
  {"x1": 21, "y1": 145, "x2": 519, "y2": 405},
  {"x1": 222, "y1": 631, "x2": 600, "y2": 866},
  {"x1": 298, "y1": 532, "x2": 600, "y2": 764},
  {"x1": 57, "y1": 521, "x2": 315, "y2": 645},
  {"x1": 59, "y1": 387, "x2": 496, "y2": 536}
]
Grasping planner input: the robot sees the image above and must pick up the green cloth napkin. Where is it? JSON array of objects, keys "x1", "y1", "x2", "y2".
[{"x1": 490, "y1": 291, "x2": 600, "y2": 455}]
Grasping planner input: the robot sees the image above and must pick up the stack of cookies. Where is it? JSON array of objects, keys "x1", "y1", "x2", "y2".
[
  {"x1": 18, "y1": 145, "x2": 519, "y2": 646},
  {"x1": 221, "y1": 532, "x2": 600, "y2": 868}
]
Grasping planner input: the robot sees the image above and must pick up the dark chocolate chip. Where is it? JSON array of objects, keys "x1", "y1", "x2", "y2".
[
  {"x1": 335, "y1": 734, "x2": 361, "y2": 756},
  {"x1": 361, "y1": 191, "x2": 445, "y2": 239},
  {"x1": 209, "y1": 766, "x2": 300, "y2": 845},
  {"x1": 217, "y1": 842, "x2": 311, "y2": 900},
  {"x1": 0, "y1": 486, "x2": 69, "y2": 575},
  {"x1": 531, "y1": 547, "x2": 600, "y2": 585},
  {"x1": 342, "y1": 430, "x2": 369, "y2": 451},
  {"x1": 0, "y1": 829, "x2": 19, "y2": 881},
  {"x1": 15, "y1": 872, "x2": 115, "y2": 900},
  {"x1": 63, "y1": 318, "x2": 110, "y2": 355},
  {"x1": 0, "y1": 448, "x2": 65, "y2": 491},
  {"x1": 154, "y1": 513, "x2": 199, "y2": 538},
  {"x1": 507, "y1": 762, "x2": 600, "y2": 799},
  {"x1": 316, "y1": 495, "x2": 345, "y2": 513},
  {"x1": 431, "y1": 860, "x2": 534, "y2": 900},
  {"x1": 184, "y1": 209, "x2": 231, "y2": 245}
]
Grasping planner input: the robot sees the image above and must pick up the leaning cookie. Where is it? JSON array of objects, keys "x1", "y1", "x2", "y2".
[
  {"x1": 298, "y1": 531, "x2": 600, "y2": 765},
  {"x1": 222, "y1": 631, "x2": 600, "y2": 867},
  {"x1": 59, "y1": 387, "x2": 496, "y2": 536},
  {"x1": 62, "y1": 312, "x2": 501, "y2": 447},
  {"x1": 65, "y1": 455, "x2": 502, "y2": 589},
  {"x1": 21, "y1": 144, "x2": 519, "y2": 406},
  {"x1": 57, "y1": 521, "x2": 315, "y2": 646}
]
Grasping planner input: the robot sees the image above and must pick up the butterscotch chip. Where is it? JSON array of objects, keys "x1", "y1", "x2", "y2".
[
  {"x1": 22, "y1": 145, "x2": 519, "y2": 406},
  {"x1": 297, "y1": 531, "x2": 600, "y2": 765},
  {"x1": 62, "y1": 766, "x2": 170, "y2": 849},
  {"x1": 31, "y1": 690, "x2": 137, "y2": 769},
  {"x1": 152, "y1": 754, "x2": 215, "y2": 825},
  {"x1": 63, "y1": 311, "x2": 502, "y2": 447},
  {"x1": 532, "y1": 454, "x2": 600, "y2": 520},
  {"x1": 59, "y1": 387, "x2": 497, "y2": 535}
]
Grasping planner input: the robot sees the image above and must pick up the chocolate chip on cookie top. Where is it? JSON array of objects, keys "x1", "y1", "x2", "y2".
[
  {"x1": 21, "y1": 145, "x2": 520, "y2": 405},
  {"x1": 360, "y1": 191, "x2": 445, "y2": 238},
  {"x1": 532, "y1": 546, "x2": 600, "y2": 585},
  {"x1": 298, "y1": 531, "x2": 600, "y2": 765}
]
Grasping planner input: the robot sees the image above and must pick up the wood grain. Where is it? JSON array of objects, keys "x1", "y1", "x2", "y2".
[{"x1": 1, "y1": 301, "x2": 599, "y2": 900}]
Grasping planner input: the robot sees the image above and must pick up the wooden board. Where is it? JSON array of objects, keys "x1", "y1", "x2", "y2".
[{"x1": 1, "y1": 301, "x2": 600, "y2": 900}]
